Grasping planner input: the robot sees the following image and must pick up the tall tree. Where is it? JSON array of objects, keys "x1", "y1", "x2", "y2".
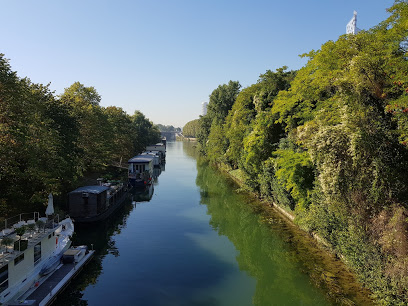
[
  {"x1": 199, "y1": 80, "x2": 241, "y2": 159},
  {"x1": 104, "y1": 106, "x2": 134, "y2": 163},
  {"x1": 225, "y1": 67, "x2": 295, "y2": 169},
  {"x1": 60, "y1": 82, "x2": 110, "y2": 171},
  {"x1": 182, "y1": 119, "x2": 200, "y2": 138},
  {"x1": 131, "y1": 111, "x2": 161, "y2": 154},
  {"x1": 207, "y1": 80, "x2": 241, "y2": 125}
]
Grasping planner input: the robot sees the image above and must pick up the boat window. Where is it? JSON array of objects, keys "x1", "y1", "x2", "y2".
[
  {"x1": 48, "y1": 234, "x2": 51, "y2": 239},
  {"x1": 34, "y1": 242, "x2": 41, "y2": 265},
  {"x1": 14, "y1": 253, "x2": 24, "y2": 266},
  {"x1": 0, "y1": 265, "x2": 8, "y2": 293}
]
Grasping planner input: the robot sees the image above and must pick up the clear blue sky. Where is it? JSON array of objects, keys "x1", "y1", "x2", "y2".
[{"x1": 1, "y1": 0, "x2": 394, "y2": 128}]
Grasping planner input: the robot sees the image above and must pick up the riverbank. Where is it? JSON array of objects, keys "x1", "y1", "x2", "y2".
[{"x1": 215, "y1": 162, "x2": 375, "y2": 305}]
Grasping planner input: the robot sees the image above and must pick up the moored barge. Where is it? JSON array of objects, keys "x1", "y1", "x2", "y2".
[{"x1": 68, "y1": 181, "x2": 129, "y2": 223}]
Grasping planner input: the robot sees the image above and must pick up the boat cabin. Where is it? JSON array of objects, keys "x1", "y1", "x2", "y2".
[
  {"x1": 0, "y1": 213, "x2": 73, "y2": 305},
  {"x1": 145, "y1": 144, "x2": 166, "y2": 159},
  {"x1": 68, "y1": 186, "x2": 109, "y2": 219},
  {"x1": 128, "y1": 155, "x2": 154, "y2": 187},
  {"x1": 141, "y1": 151, "x2": 161, "y2": 167}
]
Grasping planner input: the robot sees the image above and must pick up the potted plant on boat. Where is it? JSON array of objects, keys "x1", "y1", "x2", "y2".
[
  {"x1": 36, "y1": 220, "x2": 45, "y2": 233},
  {"x1": 1, "y1": 237, "x2": 14, "y2": 253},
  {"x1": 27, "y1": 223, "x2": 36, "y2": 237},
  {"x1": 14, "y1": 226, "x2": 27, "y2": 251}
]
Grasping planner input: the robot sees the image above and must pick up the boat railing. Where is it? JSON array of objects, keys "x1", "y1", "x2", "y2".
[
  {"x1": 44, "y1": 215, "x2": 61, "y2": 230},
  {"x1": 0, "y1": 212, "x2": 41, "y2": 233},
  {"x1": 1, "y1": 213, "x2": 61, "y2": 236},
  {"x1": 0, "y1": 214, "x2": 64, "y2": 268}
]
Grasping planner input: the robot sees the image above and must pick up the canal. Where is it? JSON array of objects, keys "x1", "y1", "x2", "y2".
[{"x1": 56, "y1": 141, "x2": 372, "y2": 305}]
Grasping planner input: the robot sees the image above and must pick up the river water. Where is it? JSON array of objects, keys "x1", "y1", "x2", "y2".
[{"x1": 56, "y1": 141, "x2": 373, "y2": 305}]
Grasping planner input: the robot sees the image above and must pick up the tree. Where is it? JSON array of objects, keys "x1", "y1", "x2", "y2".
[
  {"x1": 197, "y1": 115, "x2": 212, "y2": 154},
  {"x1": 182, "y1": 119, "x2": 200, "y2": 138},
  {"x1": 207, "y1": 80, "x2": 241, "y2": 125},
  {"x1": 199, "y1": 80, "x2": 241, "y2": 157},
  {"x1": 104, "y1": 106, "x2": 134, "y2": 163},
  {"x1": 265, "y1": 4, "x2": 408, "y2": 302},
  {"x1": 225, "y1": 68, "x2": 295, "y2": 169},
  {"x1": 240, "y1": 111, "x2": 283, "y2": 189},
  {"x1": 60, "y1": 81, "x2": 101, "y2": 106},
  {"x1": 224, "y1": 84, "x2": 259, "y2": 168},
  {"x1": 60, "y1": 82, "x2": 110, "y2": 171},
  {"x1": 0, "y1": 55, "x2": 79, "y2": 209},
  {"x1": 206, "y1": 123, "x2": 228, "y2": 164},
  {"x1": 0, "y1": 53, "x2": 162, "y2": 215},
  {"x1": 131, "y1": 111, "x2": 161, "y2": 154}
]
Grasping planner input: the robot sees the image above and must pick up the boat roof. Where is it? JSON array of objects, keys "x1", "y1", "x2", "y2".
[
  {"x1": 141, "y1": 151, "x2": 159, "y2": 156},
  {"x1": 147, "y1": 143, "x2": 165, "y2": 147},
  {"x1": 70, "y1": 186, "x2": 110, "y2": 194},
  {"x1": 128, "y1": 155, "x2": 154, "y2": 163},
  {"x1": 64, "y1": 249, "x2": 81, "y2": 256}
]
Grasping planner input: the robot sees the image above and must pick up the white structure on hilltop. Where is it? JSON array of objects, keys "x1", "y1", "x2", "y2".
[
  {"x1": 346, "y1": 11, "x2": 361, "y2": 34},
  {"x1": 202, "y1": 102, "x2": 208, "y2": 116}
]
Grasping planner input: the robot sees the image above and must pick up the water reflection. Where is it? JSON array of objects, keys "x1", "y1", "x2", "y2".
[
  {"x1": 153, "y1": 165, "x2": 163, "y2": 182},
  {"x1": 195, "y1": 163, "x2": 330, "y2": 305},
  {"x1": 182, "y1": 141, "x2": 199, "y2": 159},
  {"x1": 195, "y1": 160, "x2": 373, "y2": 305},
  {"x1": 131, "y1": 184, "x2": 154, "y2": 203},
  {"x1": 53, "y1": 160, "x2": 165, "y2": 305},
  {"x1": 54, "y1": 198, "x2": 135, "y2": 305}
]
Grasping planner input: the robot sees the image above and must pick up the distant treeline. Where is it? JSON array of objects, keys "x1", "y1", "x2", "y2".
[
  {"x1": 0, "y1": 55, "x2": 161, "y2": 216},
  {"x1": 182, "y1": 119, "x2": 200, "y2": 138},
  {"x1": 156, "y1": 124, "x2": 181, "y2": 133},
  {"x1": 195, "y1": 2, "x2": 408, "y2": 304}
]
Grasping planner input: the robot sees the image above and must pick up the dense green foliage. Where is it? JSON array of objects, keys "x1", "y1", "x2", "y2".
[
  {"x1": 0, "y1": 57, "x2": 160, "y2": 216},
  {"x1": 197, "y1": 1, "x2": 408, "y2": 304},
  {"x1": 182, "y1": 119, "x2": 200, "y2": 137},
  {"x1": 197, "y1": 80, "x2": 241, "y2": 160}
]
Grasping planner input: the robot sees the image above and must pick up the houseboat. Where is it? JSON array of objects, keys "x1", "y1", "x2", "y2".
[
  {"x1": 146, "y1": 143, "x2": 166, "y2": 160},
  {"x1": 141, "y1": 151, "x2": 161, "y2": 167},
  {"x1": 0, "y1": 197, "x2": 74, "y2": 305},
  {"x1": 128, "y1": 155, "x2": 154, "y2": 187},
  {"x1": 68, "y1": 181, "x2": 128, "y2": 223}
]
